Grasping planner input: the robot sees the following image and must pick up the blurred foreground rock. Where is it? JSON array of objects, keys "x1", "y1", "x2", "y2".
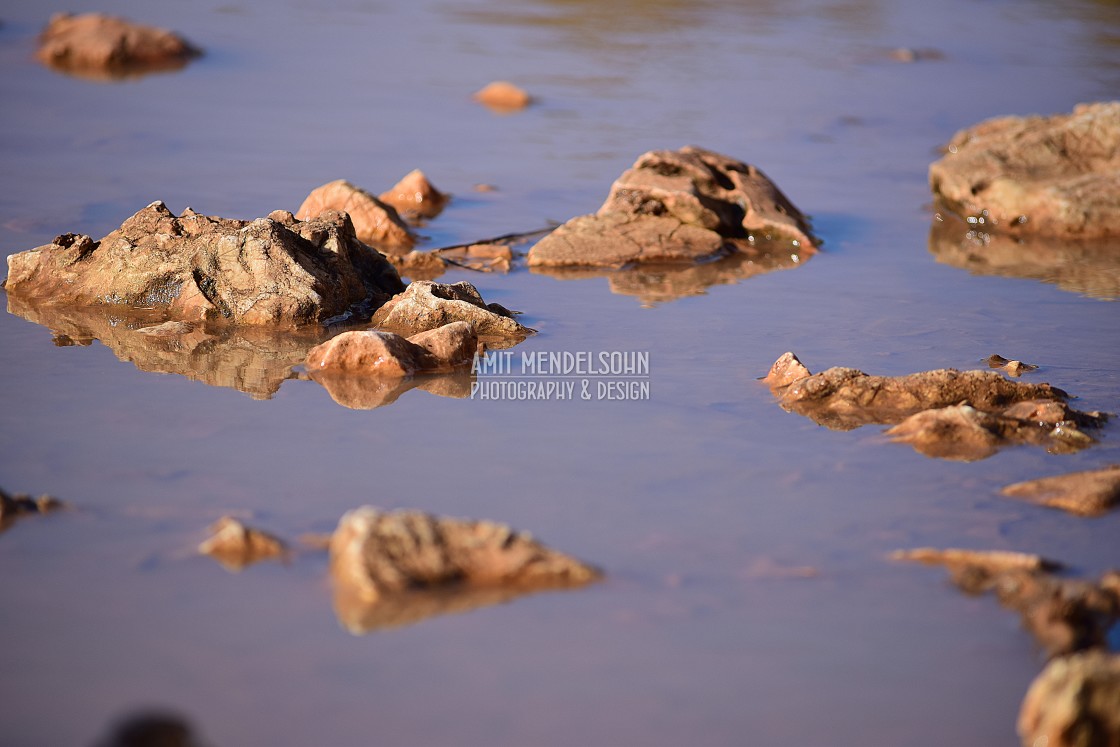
[
  {"x1": 528, "y1": 146, "x2": 816, "y2": 268},
  {"x1": 473, "y1": 81, "x2": 532, "y2": 112},
  {"x1": 930, "y1": 102, "x2": 1120, "y2": 238},
  {"x1": 893, "y1": 548, "x2": 1120, "y2": 658},
  {"x1": 296, "y1": 180, "x2": 415, "y2": 252},
  {"x1": 199, "y1": 517, "x2": 287, "y2": 572},
  {"x1": 36, "y1": 12, "x2": 201, "y2": 79},
  {"x1": 763, "y1": 352, "x2": 1104, "y2": 460},
  {"x1": 4, "y1": 201, "x2": 404, "y2": 328},
  {"x1": 371, "y1": 280, "x2": 533, "y2": 341},
  {"x1": 1018, "y1": 651, "x2": 1120, "y2": 747},
  {"x1": 330, "y1": 506, "x2": 599, "y2": 633},
  {"x1": 1002, "y1": 466, "x2": 1120, "y2": 517},
  {"x1": 0, "y1": 488, "x2": 64, "y2": 532}
]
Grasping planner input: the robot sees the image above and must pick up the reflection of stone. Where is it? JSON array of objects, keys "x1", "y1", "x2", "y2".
[
  {"x1": 1019, "y1": 651, "x2": 1120, "y2": 747},
  {"x1": 330, "y1": 506, "x2": 599, "y2": 633},
  {"x1": 531, "y1": 240, "x2": 809, "y2": 305},
  {"x1": 6, "y1": 294, "x2": 323, "y2": 400},
  {"x1": 309, "y1": 370, "x2": 473, "y2": 410},
  {"x1": 929, "y1": 210, "x2": 1120, "y2": 300}
]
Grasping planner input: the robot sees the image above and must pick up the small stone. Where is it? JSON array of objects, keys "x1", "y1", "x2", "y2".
[
  {"x1": 761, "y1": 351, "x2": 812, "y2": 389},
  {"x1": 371, "y1": 280, "x2": 534, "y2": 340},
  {"x1": 1001, "y1": 466, "x2": 1120, "y2": 517},
  {"x1": 296, "y1": 180, "x2": 415, "y2": 252},
  {"x1": 198, "y1": 516, "x2": 286, "y2": 571},
  {"x1": 305, "y1": 322, "x2": 479, "y2": 377},
  {"x1": 473, "y1": 81, "x2": 532, "y2": 111},
  {"x1": 986, "y1": 354, "x2": 1038, "y2": 376},
  {"x1": 378, "y1": 170, "x2": 448, "y2": 221}
]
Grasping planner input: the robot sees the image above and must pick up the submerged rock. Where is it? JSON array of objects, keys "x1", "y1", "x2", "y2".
[
  {"x1": 1018, "y1": 651, "x2": 1120, "y2": 747},
  {"x1": 1001, "y1": 466, "x2": 1120, "y2": 517},
  {"x1": 371, "y1": 280, "x2": 534, "y2": 341},
  {"x1": 528, "y1": 146, "x2": 816, "y2": 268},
  {"x1": 329, "y1": 506, "x2": 599, "y2": 632},
  {"x1": 198, "y1": 517, "x2": 287, "y2": 572},
  {"x1": 296, "y1": 180, "x2": 415, "y2": 253},
  {"x1": 378, "y1": 170, "x2": 448, "y2": 221},
  {"x1": 930, "y1": 102, "x2": 1120, "y2": 238},
  {"x1": 36, "y1": 12, "x2": 201, "y2": 79},
  {"x1": 473, "y1": 81, "x2": 532, "y2": 112},
  {"x1": 987, "y1": 354, "x2": 1037, "y2": 377},
  {"x1": 893, "y1": 549, "x2": 1119, "y2": 658},
  {"x1": 0, "y1": 488, "x2": 64, "y2": 532},
  {"x1": 305, "y1": 321, "x2": 478, "y2": 377},
  {"x1": 4, "y1": 202, "x2": 404, "y2": 328}
]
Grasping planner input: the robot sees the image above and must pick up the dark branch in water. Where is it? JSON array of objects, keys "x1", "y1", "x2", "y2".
[{"x1": 430, "y1": 226, "x2": 557, "y2": 254}]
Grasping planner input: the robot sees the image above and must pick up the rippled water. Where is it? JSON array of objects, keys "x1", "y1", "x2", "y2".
[{"x1": 1, "y1": 1, "x2": 1118, "y2": 745}]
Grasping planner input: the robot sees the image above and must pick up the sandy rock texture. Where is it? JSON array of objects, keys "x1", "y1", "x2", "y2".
[
  {"x1": 371, "y1": 280, "x2": 533, "y2": 341},
  {"x1": 296, "y1": 180, "x2": 415, "y2": 252},
  {"x1": 1002, "y1": 466, "x2": 1120, "y2": 517},
  {"x1": 329, "y1": 506, "x2": 600, "y2": 632},
  {"x1": 528, "y1": 146, "x2": 816, "y2": 268},
  {"x1": 36, "y1": 12, "x2": 201, "y2": 78},
  {"x1": 930, "y1": 102, "x2": 1120, "y2": 238},
  {"x1": 1018, "y1": 651, "x2": 1120, "y2": 747},
  {"x1": 4, "y1": 202, "x2": 404, "y2": 328}
]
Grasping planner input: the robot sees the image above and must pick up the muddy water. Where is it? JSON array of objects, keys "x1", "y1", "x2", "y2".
[{"x1": 1, "y1": 1, "x2": 1119, "y2": 745}]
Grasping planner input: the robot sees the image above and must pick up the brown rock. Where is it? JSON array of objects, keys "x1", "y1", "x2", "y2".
[
  {"x1": 378, "y1": 169, "x2": 448, "y2": 221},
  {"x1": 987, "y1": 354, "x2": 1038, "y2": 377},
  {"x1": 930, "y1": 102, "x2": 1120, "y2": 238},
  {"x1": 329, "y1": 506, "x2": 600, "y2": 631},
  {"x1": 388, "y1": 250, "x2": 447, "y2": 280},
  {"x1": 371, "y1": 280, "x2": 534, "y2": 341},
  {"x1": 890, "y1": 548, "x2": 1059, "y2": 574},
  {"x1": 1018, "y1": 652, "x2": 1120, "y2": 747},
  {"x1": 406, "y1": 321, "x2": 479, "y2": 367},
  {"x1": 198, "y1": 517, "x2": 287, "y2": 572},
  {"x1": 761, "y1": 351, "x2": 813, "y2": 389},
  {"x1": 473, "y1": 81, "x2": 533, "y2": 112},
  {"x1": 4, "y1": 202, "x2": 404, "y2": 329},
  {"x1": 36, "y1": 12, "x2": 200, "y2": 78},
  {"x1": 528, "y1": 146, "x2": 816, "y2": 269},
  {"x1": 305, "y1": 321, "x2": 479, "y2": 378},
  {"x1": 0, "y1": 488, "x2": 65, "y2": 532},
  {"x1": 1001, "y1": 466, "x2": 1120, "y2": 517},
  {"x1": 929, "y1": 209, "x2": 1120, "y2": 300},
  {"x1": 296, "y1": 180, "x2": 415, "y2": 252}
]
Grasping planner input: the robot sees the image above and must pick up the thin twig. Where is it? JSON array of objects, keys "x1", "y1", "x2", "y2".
[{"x1": 430, "y1": 226, "x2": 557, "y2": 254}]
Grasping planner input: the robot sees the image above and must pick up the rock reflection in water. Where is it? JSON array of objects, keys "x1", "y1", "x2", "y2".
[
  {"x1": 928, "y1": 210, "x2": 1120, "y2": 301},
  {"x1": 307, "y1": 369, "x2": 474, "y2": 410},
  {"x1": 531, "y1": 241, "x2": 810, "y2": 306},
  {"x1": 6, "y1": 294, "x2": 325, "y2": 400}
]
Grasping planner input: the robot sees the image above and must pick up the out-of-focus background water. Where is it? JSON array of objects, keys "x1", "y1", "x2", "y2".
[{"x1": 1, "y1": 1, "x2": 1118, "y2": 745}]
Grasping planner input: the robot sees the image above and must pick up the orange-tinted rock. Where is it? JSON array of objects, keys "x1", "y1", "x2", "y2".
[
  {"x1": 36, "y1": 12, "x2": 200, "y2": 78},
  {"x1": 930, "y1": 102, "x2": 1120, "y2": 238},
  {"x1": 761, "y1": 351, "x2": 813, "y2": 389},
  {"x1": 371, "y1": 280, "x2": 534, "y2": 341},
  {"x1": 296, "y1": 180, "x2": 415, "y2": 252},
  {"x1": 528, "y1": 146, "x2": 816, "y2": 268},
  {"x1": 198, "y1": 516, "x2": 287, "y2": 571},
  {"x1": 1001, "y1": 466, "x2": 1120, "y2": 517},
  {"x1": 1018, "y1": 652, "x2": 1120, "y2": 747},
  {"x1": 378, "y1": 170, "x2": 448, "y2": 221},
  {"x1": 305, "y1": 321, "x2": 478, "y2": 377},
  {"x1": 987, "y1": 354, "x2": 1038, "y2": 377},
  {"x1": 4, "y1": 202, "x2": 403, "y2": 328},
  {"x1": 473, "y1": 81, "x2": 533, "y2": 112}
]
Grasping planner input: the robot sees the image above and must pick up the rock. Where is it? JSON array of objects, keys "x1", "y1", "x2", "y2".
[
  {"x1": 1018, "y1": 652, "x2": 1120, "y2": 747},
  {"x1": 1001, "y1": 466, "x2": 1120, "y2": 517},
  {"x1": 928, "y1": 210, "x2": 1120, "y2": 300},
  {"x1": 987, "y1": 354, "x2": 1038, "y2": 377},
  {"x1": 198, "y1": 517, "x2": 287, "y2": 571},
  {"x1": 371, "y1": 280, "x2": 534, "y2": 341},
  {"x1": 761, "y1": 351, "x2": 813, "y2": 390},
  {"x1": 5, "y1": 295, "x2": 326, "y2": 400},
  {"x1": 378, "y1": 170, "x2": 448, "y2": 221},
  {"x1": 305, "y1": 321, "x2": 478, "y2": 377},
  {"x1": 527, "y1": 146, "x2": 816, "y2": 268},
  {"x1": 0, "y1": 488, "x2": 64, "y2": 532},
  {"x1": 296, "y1": 180, "x2": 415, "y2": 252},
  {"x1": 893, "y1": 549, "x2": 1120, "y2": 658},
  {"x1": 930, "y1": 102, "x2": 1120, "y2": 238},
  {"x1": 329, "y1": 506, "x2": 599, "y2": 632},
  {"x1": 473, "y1": 81, "x2": 532, "y2": 112},
  {"x1": 36, "y1": 12, "x2": 201, "y2": 79},
  {"x1": 4, "y1": 202, "x2": 404, "y2": 328}
]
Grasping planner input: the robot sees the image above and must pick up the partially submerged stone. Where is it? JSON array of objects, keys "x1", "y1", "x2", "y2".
[
  {"x1": 527, "y1": 146, "x2": 816, "y2": 268},
  {"x1": 473, "y1": 81, "x2": 532, "y2": 112},
  {"x1": 329, "y1": 506, "x2": 599, "y2": 632},
  {"x1": 388, "y1": 250, "x2": 447, "y2": 281},
  {"x1": 1018, "y1": 651, "x2": 1120, "y2": 747},
  {"x1": 296, "y1": 180, "x2": 415, "y2": 252},
  {"x1": 1001, "y1": 466, "x2": 1120, "y2": 517},
  {"x1": 371, "y1": 280, "x2": 534, "y2": 341},
  {"x1": 893, "y1": 549, "x2": 1119, "y2": 658},
  {"x1": 761, "y1": 351, "x2": 813, "y2": 390},
  {"x1": 378, "y1": 170, "x2": 448, "y2": 221},
  {"x1": 0, "y1": 488, "x2": 64, "y2": 532},
  {"x1": 987, "y1": 354, "x2": 1037, "y2": 377},
  {"x1": 4, "y1": 202, "x2": 404, "y2": 328},
  {"x1": 198, "y1": 517, "x2": 287, "y2": 572},
  {"x1": 36, "y1": 12, "x2": 201, "y2": 79},
  {"x1": 305, "y1": 321, "x2": 478, "y2": 377},
  {"x1": 930, "y1": 102, "x2": 1120, "y2": 238}
]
